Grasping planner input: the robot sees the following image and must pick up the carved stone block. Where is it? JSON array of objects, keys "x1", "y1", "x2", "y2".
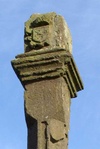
[{"x1": 24, "y1": 12, "x2": 72, "y2": 53}]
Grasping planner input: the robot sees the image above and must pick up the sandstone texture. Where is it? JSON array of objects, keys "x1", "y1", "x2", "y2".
[
  {"x1": 11, "y1": 12, "x2": 83, "y2": 149},
  {"x1": 24, "y1": 12, "x2": 72, "y2": 53}
]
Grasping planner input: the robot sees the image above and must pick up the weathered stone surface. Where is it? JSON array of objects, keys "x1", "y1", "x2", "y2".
[
  {"x1": 25, "y1": 77, "x2": 70, "y2": 149},
  {"x1": 24, "y1": 12, "x2": 72, "y2": 53},
  {"x1": 11, "y1": 47, "x2": 83, "y2": 98},
  {"x1": 11, "y1": 12, "x2": 84, "y2": 149}
]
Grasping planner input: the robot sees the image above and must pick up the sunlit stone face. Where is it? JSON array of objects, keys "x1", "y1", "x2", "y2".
[{"x1": 24, "y1": 12, "x2": 72, "y2": 54}]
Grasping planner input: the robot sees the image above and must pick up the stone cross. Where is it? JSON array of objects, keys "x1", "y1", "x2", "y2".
[{"x1": 11, "y1": 12, "x2": 83, "y2": 149}]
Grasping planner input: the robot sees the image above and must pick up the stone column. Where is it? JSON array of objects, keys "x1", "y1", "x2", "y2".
[{"x1": 11, "y1": 12, "x2": 83, "y2": 149}]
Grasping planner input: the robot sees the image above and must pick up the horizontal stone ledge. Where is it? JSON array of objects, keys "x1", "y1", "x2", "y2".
[
  {"x1": 12, "y1": 48, "x2": 83, "y2": 98},
  {"x1": 15, "y1": 47, "x2": 67, "y2": 58},
  {"x1": 12, "y1": 50, "x2": 70, "y2": 66}
]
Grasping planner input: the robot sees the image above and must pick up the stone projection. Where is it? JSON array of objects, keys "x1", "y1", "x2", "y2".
[{"x1": 11, "y1": 12, "x2": 83, "y2": 149}]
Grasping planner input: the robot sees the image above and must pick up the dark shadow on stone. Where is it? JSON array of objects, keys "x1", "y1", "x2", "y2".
[
  {"x1": 30, "y1": 20, "x2": 49, "y2": 28},
  {"x1": 25, "y1": 113, "x2": 38, "y2": 149}
]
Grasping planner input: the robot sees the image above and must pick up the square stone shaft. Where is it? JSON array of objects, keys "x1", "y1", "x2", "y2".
[{"x1": 11, "y1": 12, "x2": 84, "y2": 149}]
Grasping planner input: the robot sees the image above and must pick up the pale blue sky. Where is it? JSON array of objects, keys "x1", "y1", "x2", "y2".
[{"x1": 0, "y1": 0, "x2": 100, "y2": 149}]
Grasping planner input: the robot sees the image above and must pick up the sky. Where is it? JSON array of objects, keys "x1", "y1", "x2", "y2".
[{"x1": 0, "y1": 0, "x2": 100, "y2": 149}]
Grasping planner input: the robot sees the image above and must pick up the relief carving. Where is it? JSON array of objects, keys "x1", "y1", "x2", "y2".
[
  {"x1": 24, "y1": 24, "x2": 50, "y2": 51},
  {"x1": 24, "y1": 14, "x2": 54, "y2": 52}
]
